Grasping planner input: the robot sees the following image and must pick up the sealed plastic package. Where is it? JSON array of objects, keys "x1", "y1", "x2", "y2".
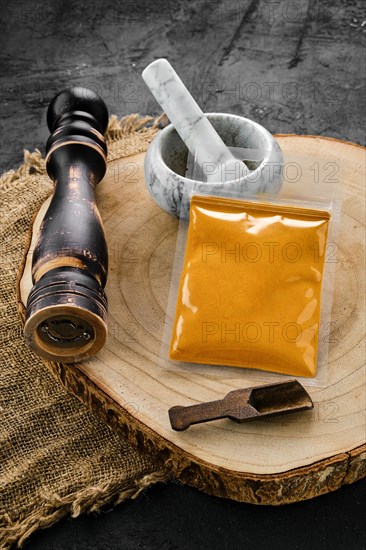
[{"x1": 161, "y1": 150, "x2": 341, "y2": 387}]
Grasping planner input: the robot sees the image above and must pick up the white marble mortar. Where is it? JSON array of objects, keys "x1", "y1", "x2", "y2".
[{"x1": 144, "y1": 113, "x2": 284, "y2": 218}]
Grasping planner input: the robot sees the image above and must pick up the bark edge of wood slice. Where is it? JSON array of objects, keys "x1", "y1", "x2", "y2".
[{"x1": 18, "y1": 135, "x2": 366, "y2": 504}]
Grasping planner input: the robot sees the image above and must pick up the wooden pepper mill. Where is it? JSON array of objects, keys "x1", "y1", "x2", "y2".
[{"x1": 24, "y1": 87, "x2": 109, "y2": 363}]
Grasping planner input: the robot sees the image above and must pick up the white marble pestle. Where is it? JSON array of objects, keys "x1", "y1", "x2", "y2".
[{"x1": 142, "y1": 58, "x2": 250, "y2": 183}]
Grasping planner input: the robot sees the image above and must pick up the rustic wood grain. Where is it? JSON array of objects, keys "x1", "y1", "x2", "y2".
[{"x1": 18, "y1": 135, "x2": 365, "y2": 504}]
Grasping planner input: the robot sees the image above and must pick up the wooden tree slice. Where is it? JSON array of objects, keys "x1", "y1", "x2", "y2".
[{"x1": 18, "y1": 136, "x2": 366, "y2": 504}]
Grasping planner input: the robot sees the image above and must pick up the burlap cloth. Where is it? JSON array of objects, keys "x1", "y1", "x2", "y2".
[{"x1": 0, "y1": 115, "x2": 169, "y2": 549}]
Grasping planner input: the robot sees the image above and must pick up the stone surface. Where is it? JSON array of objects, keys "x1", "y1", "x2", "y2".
[{"x1": 1, "y1": 0, "x2": 365, "y2": 176}]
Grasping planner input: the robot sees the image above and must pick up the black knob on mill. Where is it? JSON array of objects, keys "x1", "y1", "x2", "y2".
[{"x1": 24, "y1": 87, "x2": 109, "y2": 363}]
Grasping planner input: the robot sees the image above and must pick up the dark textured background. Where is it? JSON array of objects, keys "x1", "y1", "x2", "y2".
[{"x1": 1, "y1": 0, "x2": 365, "y2": 548}]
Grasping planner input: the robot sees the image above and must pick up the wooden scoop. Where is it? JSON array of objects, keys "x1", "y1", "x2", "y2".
[{"x1": 168, "y1": 380, "x2": 313, "y2": 431}]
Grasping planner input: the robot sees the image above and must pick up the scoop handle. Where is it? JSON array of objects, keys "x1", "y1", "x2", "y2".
[{"x1": 168, "y1": 391, "x2": 257, "y2": 431}]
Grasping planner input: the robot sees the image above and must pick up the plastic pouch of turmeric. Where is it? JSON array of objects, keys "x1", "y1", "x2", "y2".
[{"x1": 169, "y1": 194, "x2": 331, "y2": 377}]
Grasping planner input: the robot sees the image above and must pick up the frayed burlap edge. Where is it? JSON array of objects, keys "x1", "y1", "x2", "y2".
[
  {"x1": 1, "y1": 472, "x2": 168, "y2": 549},
  {"x1": 0, "y1": 113, "x2": 169, "y2": 550}
]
